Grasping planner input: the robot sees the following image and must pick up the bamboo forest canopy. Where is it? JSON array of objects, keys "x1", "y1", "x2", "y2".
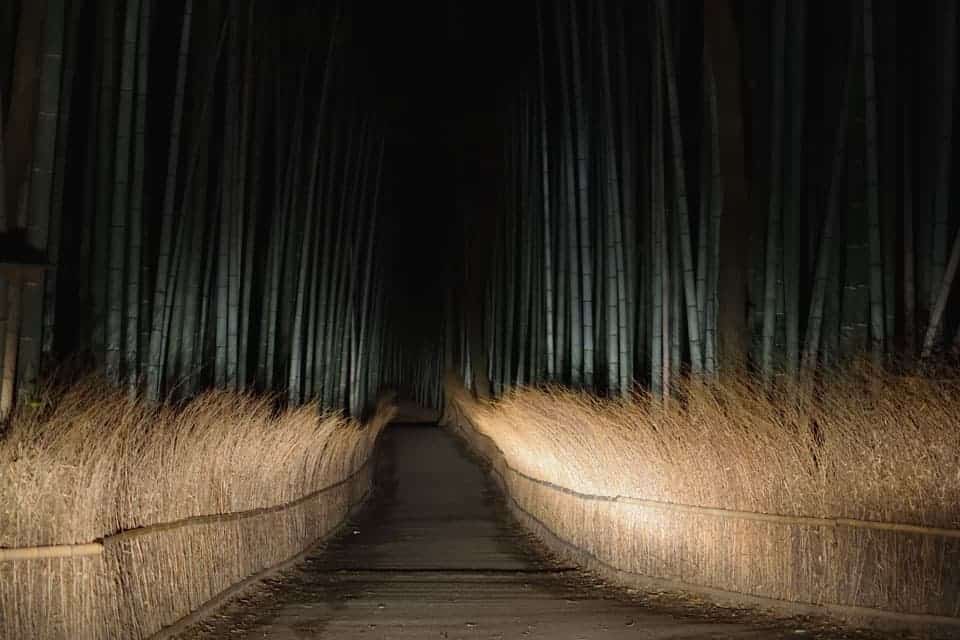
[{"x1": 0, "y1": 0, "x2": 959, "y2": 415}]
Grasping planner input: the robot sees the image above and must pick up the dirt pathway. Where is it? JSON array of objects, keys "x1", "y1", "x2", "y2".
[{"x1": 177, "y1": 424, "x2": 894, "y2": 639}]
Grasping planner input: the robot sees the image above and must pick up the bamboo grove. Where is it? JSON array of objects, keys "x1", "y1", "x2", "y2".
[
  {"x1": 439, "y1": 0, "x2": 960, "y2": 400},
  {"x1": 3, "y1": 0, "x2": 960, "y2": 414},
  {"x1": 0, "y1": 0, "x2": 398, "y2": 417}
]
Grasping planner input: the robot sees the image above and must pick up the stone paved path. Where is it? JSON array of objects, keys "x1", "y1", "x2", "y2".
[{"x1": 178, "y1": 424, "x2": 887, "y2": 639}]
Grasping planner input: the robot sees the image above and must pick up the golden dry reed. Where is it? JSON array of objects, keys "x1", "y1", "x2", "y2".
[
  {"x1": 455, "y1": 364, "x2": 960, "y2": 532},
  {"x1": 0, "y1": 379, "x2": 394, "y2": 639},
  {"x1": 449, "y1": 367, "x2": 960, "y2": 624}
]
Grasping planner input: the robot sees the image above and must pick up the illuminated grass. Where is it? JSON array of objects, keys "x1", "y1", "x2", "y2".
[
  {"x1": 0, "y1": 379, "x2": 394, "y2": 547},
  {"x1": 455, "y1": 366, "x2": 960, "y2": 529}
]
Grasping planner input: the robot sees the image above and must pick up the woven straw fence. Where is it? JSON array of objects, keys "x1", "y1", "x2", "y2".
[{"x1": 0, "y1": 417, "x2": 387, "y2": 640}]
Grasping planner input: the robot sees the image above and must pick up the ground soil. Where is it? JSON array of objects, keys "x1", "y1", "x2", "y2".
[{"x1": 175, "y1": 424, "x2": 922, "y2": 639}]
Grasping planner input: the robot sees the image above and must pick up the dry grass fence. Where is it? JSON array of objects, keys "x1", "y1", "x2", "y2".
[
  {"x1": 445, "y1": 367, "x2": 960, "y2": 631},
  {"x1": 0, "y1": 379, "x2": 395, "y2": 639}
]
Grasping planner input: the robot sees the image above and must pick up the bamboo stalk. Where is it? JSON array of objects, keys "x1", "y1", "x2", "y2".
[
  {"x1": 306, "y1": 4, "x2": 342, "y2": 399},
  {"x1": 761, "y1": 0, "x2": 786, "y2": 380},
  {"x1": 26, "y1": 0, "x2": 64, "y2": 251},
  {"x1": 488, "y1": 194, "x2": 501, "y2": 394},
  {"x1": 568, "y1": 0, "x2": 594, "y2": 385},
  {"x1": 347, "y1": 132, "x2": 383, "y2": 415},
  {"x1": 705, "y1": 54, "x2": 724, "y2": 377},
  {"x1": 43, "y1": 0, "x2": 85, "y2": 359},
  {"x1": 880, "y1": 5, "x2": 897, "y2": 349},
  {"x1": 303, "y1": 164, "x2": 325, "y2": 398},
  {"x1": 223, "y1": 0, "x2": 243, "y2": 391},
  {"x1": 929, "y1": 0, "x2": 956, "y2": 317},
  {"x1": 347, "y1": 186, "x2": 367, "y2": 409},
  {"x1": 353, "y1": 138, "x2": 384, "y2": 414},
  {"x1": 312, "y1": 109, "x2": 343, "y2": 398},
  {"x1": 19, "y1": 0, "x2": 66, "y2": 398},
  {"x1": 78, "y1": 37, "x2": 100, "y2": 318},
  {"x1": 265, "y1": 65, "x2": 307, "y2": 389},
  {"x1": 801, "y1": 21, "x2": 857, "y2": 374},
  {"x1": 178, "y1": 161, "x2": 209, "y2": 390},
  {"x1": 126, "y1": 0, "x2": 152, "y2": 390},
  {"x1": 215, "y1": 2, "x2": 239, "y2": 389},
  {"x1": 501, "y1": 109, "x2": 517, "y2": 390},
  {"x1": 536, "y1": 1, "x2": 555, "y2": 381},
  {"x1": 93, "y1": 0, "x2": 118, "y2": 362},
  {"x1": 554, "y1": 3, "x2": 581, "y2": 385},
  {"x1": 4, "y1": 0, "x2": 47, "y2": 225},
  {"x1": 106, "y1": 0, "x2": 142, "y2": 384},
  {"x1": 616, "y1": 6, "x2": 636, "y2": 390},
  {"x1": 598, "y1": 3, "x2": 626, "y2": 394},
  {"x1": 288, "y1": 117, "x2": 325, "y2": 403},
  {"x1": 324, "y1": 113, "x2": 364, "y2": 406},
  {"x1": 922, "y1": 227, "x2": 960, "y2": 359},
  {"x1": 784, "y1": 0, "x2": 805, "y2": 378},
  {"x1": 198, "y1": 186, "x2": 221, "y2": 389},
  {"x1": 0, "y1": 272, "x2": 20, "y2": 420},
  {"x1": 238, "y1": 8, "x2": 262, "y2": 390},
  {"x1": 516, "y1": 96, "x2": 532, "y2": 387},
  {"x1": 863, "y1": 0, "x2": 885, "y2": 364},
  {"x1": 149, "y1": 13, "x2": 226, "y2": 400},
  {"x1": 650, "y1": 7, "x2": 665, "y2": 396},
  {"x1": 696, "y1": 64, "x2": 711, "y2": 363},
  {"x1": 903, "y1": 94, "x2": 916, "y2": 357},
  {"x1": 670, "y1": 205, "x2": 681, "y2": 374},
  {"x1": 324, "y1": 114, "x2": 360, "y2": 405},
  {"x1": 147, "y1": 0, "x2": 195, "y2": 399},
  {"x1": 657, "y1": 0, "x2": 702, "y2": 375},
  {"x1": 257, "y1": 73, "x2": 286, "y2": 386}
]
